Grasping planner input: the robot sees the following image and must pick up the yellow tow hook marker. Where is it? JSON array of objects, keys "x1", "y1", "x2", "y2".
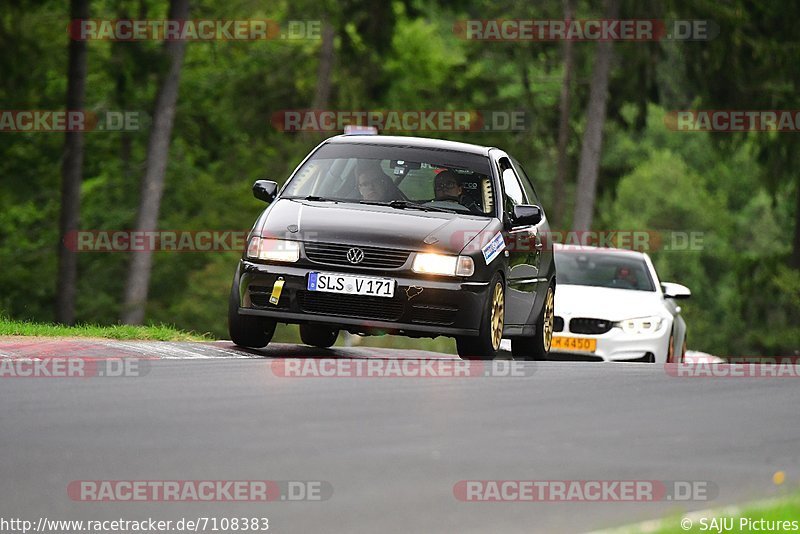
[{"x1": 269, "y1": 277, "x2": 285, "y2": 305}]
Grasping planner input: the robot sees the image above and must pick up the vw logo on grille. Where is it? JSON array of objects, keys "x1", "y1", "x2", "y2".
[{"x1": 346, "y1": 247, "x2": 365, "y2": 264}]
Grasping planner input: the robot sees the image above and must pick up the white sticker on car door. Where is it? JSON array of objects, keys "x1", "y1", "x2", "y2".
[{"x1": 482, "y1": 231, "x2": 505, "y2": 265}]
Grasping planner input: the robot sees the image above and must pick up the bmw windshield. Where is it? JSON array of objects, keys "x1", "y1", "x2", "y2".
[{"x1": 555, "y1": 250, "x2": 656, "y2": 292}]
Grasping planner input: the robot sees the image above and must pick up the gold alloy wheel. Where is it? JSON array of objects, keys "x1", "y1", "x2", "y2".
[
  {"x1": 543, "y1": 286, "x2": 555, "y2": 351},
  {"x1": 490, "y1": 281, "x2": 504, "y2": 350}
]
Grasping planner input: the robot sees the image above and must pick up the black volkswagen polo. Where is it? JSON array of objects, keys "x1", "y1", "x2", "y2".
[{"x1": 229, "y1": 134, "x2": 556, "y2": 360}]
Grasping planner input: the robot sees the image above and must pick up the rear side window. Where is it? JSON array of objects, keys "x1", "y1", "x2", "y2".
[{"x1": 510, "y1": 157, "x2": 541, "y2": 206}]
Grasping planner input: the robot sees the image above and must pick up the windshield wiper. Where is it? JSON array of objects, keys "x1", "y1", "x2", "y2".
[
  {"x1": 359, "y1": 200, "x2": 458, "y2": 214},
  {"x1": 301, "y1": 195, "x2": 339, "y2": 202},
  {"x1": 392, "y1": 200, "x2": 459, "y2": 213}
]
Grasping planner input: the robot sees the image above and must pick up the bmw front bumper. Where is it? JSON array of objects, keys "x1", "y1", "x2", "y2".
[{"x1": 550, "y1": 324, "x2": 672, "y2": 362}]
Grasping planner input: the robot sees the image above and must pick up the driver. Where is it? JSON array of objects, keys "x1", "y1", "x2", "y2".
[
  {"x1": 356, "y1": 160, "x2": 399, "y2": 202},
  {"x1": 613, "y1": 266, "x2": 639, "y2": 289},
  {"x1": 433, "y1": 170, "x2": 480, "y2": 213}
]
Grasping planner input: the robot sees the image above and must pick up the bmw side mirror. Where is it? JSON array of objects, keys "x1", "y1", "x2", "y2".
[
  {"x1": 662, "y1": 282, "x2": 691, "y2": 299},
  {"x1": 253, "y1": 180, "x2": 278, "y2": 203},
  {"x1": 512, "y1": 205, "x2": 543, "y2": 227}
]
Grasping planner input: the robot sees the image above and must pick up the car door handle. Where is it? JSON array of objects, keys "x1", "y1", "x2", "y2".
[{"x1": 533, "y1": 233, "x2": 543, "y2": 251}]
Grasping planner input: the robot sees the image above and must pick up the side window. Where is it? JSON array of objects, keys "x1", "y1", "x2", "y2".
[
  {"x1": 510, "y1": 157, "x2": 540, "y2": 206},
  {"x1": 498, "y1": 157, "x2": 527, "y2": 217}
]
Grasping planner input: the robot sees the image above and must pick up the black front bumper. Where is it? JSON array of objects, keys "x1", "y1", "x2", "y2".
[{"x1": 237, "y1": 260, "x2": 490, "y2": 337}]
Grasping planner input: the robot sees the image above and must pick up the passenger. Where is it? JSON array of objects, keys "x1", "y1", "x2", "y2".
[{"x1": 434, "y1": 170, "x2": 481, "y2": 213}]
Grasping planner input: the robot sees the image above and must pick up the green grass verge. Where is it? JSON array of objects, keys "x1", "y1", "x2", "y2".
[
  {"x1": 0, "y1": 318, "x2": 211, "y2": 341},
  {"x1": 1, "y1": 317, "x2": 457, "y2": 351},
  {"x1": 648, "y1": 490, "x2": 800, "y2": 533}
]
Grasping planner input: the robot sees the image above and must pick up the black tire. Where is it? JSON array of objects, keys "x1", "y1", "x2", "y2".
[
  {"x1": 299, "y1": 324, "x2": 339, "y2": 348},
  {"x1": 512, "y1": 282, "x2": 555, "y2": 361},
  {"x1": 228, "y1": 270, "x2": 276, "y2": 348},
  {"x1": 666, "y1": 333, "x2": 675, "y2": 364},
  {"x1": 457, "y1": 273, "x2": 504, "y2": 360}
]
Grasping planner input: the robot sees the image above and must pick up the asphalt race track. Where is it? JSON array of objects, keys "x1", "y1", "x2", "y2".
[{"x1": 1, "y1": 338, "x2": 797, "y2": 533}]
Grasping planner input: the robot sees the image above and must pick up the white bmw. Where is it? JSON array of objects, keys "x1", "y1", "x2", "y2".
[{"x1": 550, "y1": 245, "x2": 691, "y2": 363}]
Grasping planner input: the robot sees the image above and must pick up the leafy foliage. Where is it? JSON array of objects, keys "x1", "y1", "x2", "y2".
[{"x1": 0, "y1": 0, "x2": 796, "y2": 354}]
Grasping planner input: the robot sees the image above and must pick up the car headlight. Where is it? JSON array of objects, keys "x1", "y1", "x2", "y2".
[
  {"x1": 247, "y1": 237, "x2": 300, "y2": 263},
  {"x1": 412, "y1": 253, "x2": 474, "y2": 276},
  {"x1": 617, "y1": 316, "x2": 665, "y2": 335}
]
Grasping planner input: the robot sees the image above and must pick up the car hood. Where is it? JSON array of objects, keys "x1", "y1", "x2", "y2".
[
  {"x1": 554, "y1": 284, "x2": 669, "y2": 321},
  {"x1": 257, "y1": 198, "x2": 493, "y2": 254}
]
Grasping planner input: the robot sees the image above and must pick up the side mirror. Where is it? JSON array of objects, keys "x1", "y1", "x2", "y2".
[
  {"x1": 662, "y1": 282, "x2": 691, "y2": 299},
  {"x1": 253, "y1": 180, "x2": 278, "y2": 203},
  {"x1": 512, "y1": 205, "x2": 543, "y2": 227}
]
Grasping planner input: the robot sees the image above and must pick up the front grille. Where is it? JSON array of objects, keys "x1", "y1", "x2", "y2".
[
  {"x1": 410, "y1": 304, "x2": 458, "y2": 326},
  {"x1": 554, "y1": 316, "x2": 565, "y2": 332},
  {"x1": 569, "y1": 317, "x2": 613, "y2": 335},
  {"x1": 304, "y1": 242, "x2": 410, "y2": 269},
  {"x1": 297, "y1": 290, "x2": 404, "y2": 321}
]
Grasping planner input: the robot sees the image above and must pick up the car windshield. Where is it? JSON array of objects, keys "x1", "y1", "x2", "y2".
[
  {"x1": 555, "y1": 250, "x2": 656, "y2": 292},
  {"x1": 281, "y1": 142, "x2": 495, "y2": 216}
]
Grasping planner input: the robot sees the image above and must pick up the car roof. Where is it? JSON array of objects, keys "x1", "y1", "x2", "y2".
[
  {"x1": 324, "y1": 134, "x2": 494, "y2": 156},
  {"x1": 554, "y1": 243, "x2": 650, "y2": 261}
]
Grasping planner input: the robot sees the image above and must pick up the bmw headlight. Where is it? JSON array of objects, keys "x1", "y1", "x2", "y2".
[
  {"x1": 247, "y1": 237, "x2": 300, "y2": 263},
  {"x1": 412, "y1": 253, "x2": 474, "y2": 276},
  {"x1": 617, "y1": 316, "x2": 665, "y2": 335}
]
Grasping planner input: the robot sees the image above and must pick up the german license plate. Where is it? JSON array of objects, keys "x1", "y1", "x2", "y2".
[
  {"x1": 551, "y1": 336, "x2": 597, "y2": 352},
  {"x1": 307, "y1": 272, "x2": 395, "y2": 298}
]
